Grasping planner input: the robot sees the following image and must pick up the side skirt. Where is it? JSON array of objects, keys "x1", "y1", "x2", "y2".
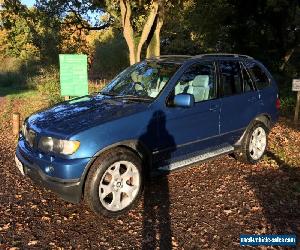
[{"x1": 157, "y1": 144, "x2": 235, "y2": 172}]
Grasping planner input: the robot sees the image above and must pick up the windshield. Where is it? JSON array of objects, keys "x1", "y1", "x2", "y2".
[{"x1": 101, "y1": 61, "x2": 180, "y2": 99}]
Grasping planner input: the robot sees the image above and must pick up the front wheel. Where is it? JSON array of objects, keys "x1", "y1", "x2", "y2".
[
  {"x1": 235, "y1": 121, "x2": 269, "y2": 164},
  {"x1": 84, "y1": 148, "x2": 143, "y2": 217}
]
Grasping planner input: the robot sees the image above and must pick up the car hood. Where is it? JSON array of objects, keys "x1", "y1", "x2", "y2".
[{"x1": 27, "y1": 95, "x2": 150, "y2": 137}]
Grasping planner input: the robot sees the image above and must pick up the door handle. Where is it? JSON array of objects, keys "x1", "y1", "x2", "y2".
[{"x1": 209, "y1": 105, "x2": 219, "y2": 112}]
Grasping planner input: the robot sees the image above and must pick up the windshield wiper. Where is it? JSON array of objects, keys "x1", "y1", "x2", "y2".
[
  {"x1": 100, "y1": 91, "x2": 118, "y2": 96},
  {"x1": 114, "y1": 95, "x2": 153, "y2": 102},
  {"x1": 100, "y1": 92, "x2": 153, "y2": 102}
]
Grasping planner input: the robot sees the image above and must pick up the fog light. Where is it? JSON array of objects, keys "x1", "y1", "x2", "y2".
[{"x1": 45, "y1": 166, "x2": 54, "y2": 174}]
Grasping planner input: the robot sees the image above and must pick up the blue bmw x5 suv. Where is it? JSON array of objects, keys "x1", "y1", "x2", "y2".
[{"x1": 15, "y1": 54, "x2": 279, "y2": 216}]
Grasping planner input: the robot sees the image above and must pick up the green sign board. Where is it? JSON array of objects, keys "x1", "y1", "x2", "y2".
[{"x1": 59, "y1": 54, "x2": 88, "y2": 97}]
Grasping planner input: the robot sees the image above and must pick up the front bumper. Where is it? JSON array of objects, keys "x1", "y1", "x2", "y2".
[
  {"x1": 23, "y1": 162, "x2": 82, "y2": 203},
  {"x1": 16, "y1": 138, "x2": 92, "y2": 203}
]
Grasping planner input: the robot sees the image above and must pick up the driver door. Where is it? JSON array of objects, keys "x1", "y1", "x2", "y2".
[{"x1": 154, "y1": 61, "x2": 221, "y2": 167}]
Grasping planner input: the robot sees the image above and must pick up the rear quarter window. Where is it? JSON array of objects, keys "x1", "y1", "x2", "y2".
[{"x1": 244, "y1": 61, "x2": 270, "y2": 90}]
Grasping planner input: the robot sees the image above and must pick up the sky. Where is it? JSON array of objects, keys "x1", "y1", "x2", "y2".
[
  {"x1": 20, "y1": 0, "x2": 102, "y2": 27},
  {"x1": 21, "y1": 0, "x2": 36, "y2": 7}
]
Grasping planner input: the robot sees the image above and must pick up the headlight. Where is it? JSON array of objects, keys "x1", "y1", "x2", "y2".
[
  {"x1": 22, "y1": 122, "x2": 36, "y2": 147},
  {"x1": 22, "y1": 123, "x2": 27, "y2": 137},
  {"x1": 38, "y1": 137, "x2": 80, "y2": 155}
]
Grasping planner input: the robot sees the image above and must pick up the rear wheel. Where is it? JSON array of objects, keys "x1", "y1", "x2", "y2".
[
  {"x1": 84, "y1": 148, "x2": 143, "y2": 217},
  {"x1": 235, "y1": 121, "x2": 269, "y2": 164}
]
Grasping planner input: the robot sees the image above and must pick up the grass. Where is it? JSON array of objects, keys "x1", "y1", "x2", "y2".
[
  {"x1": 278, "y1": 84, "x2": 297, "y2": 115},
  {"x1": 0, "y1": 92, "x2": 49, "y2": 132},
  {"x1": 0, "y1": 78, "x2": 109, "y2": 131},
  {"x1": 0, "y1": 85, "x2": 38, "y2": 99}
]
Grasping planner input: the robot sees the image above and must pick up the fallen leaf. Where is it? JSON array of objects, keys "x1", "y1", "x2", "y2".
[
  {"x1": 28, "y1": 240, "x2": 38, "y2": 246},
  {"x1": 41, "y1": 216, "x2": 50, "y2": 222}
]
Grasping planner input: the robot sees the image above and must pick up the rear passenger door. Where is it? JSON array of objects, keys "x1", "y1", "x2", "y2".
[
  {"x1": 218, "y1": 60, "x2": 260, "y2": 144},
  {"x1": 244, "y1": 60, "x2": 278, "y2": 119}
]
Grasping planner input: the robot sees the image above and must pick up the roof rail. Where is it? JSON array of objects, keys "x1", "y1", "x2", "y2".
[
  {"x1": 193, "y1": 53, "x2": 253, "y2": 59},
  {"x1": 150, "y1": 55, "x2": 192, "y2": 59},
  {"x1": 238, "y1": 54, "x2": 254, "y2": 59}
]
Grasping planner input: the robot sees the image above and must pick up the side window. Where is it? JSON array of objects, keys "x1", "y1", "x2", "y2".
[
  {"x1": 245, "y1": 61, "x2": 270, "y2": 89},
  {"x1": 173, "y1": 62, "x2": 216, "y2": 102},
  {"x1": 240, "y1": 63, "x2": 254, "y2": 92},
  {"x1": 219, "y1": 60, "x2": 243, "y2": 96}
]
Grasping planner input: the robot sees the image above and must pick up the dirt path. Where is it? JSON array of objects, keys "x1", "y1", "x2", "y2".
[
  {"x1": 0, "y1": 122, "x2": 299, "y2": 249},
  {"x1": 0, "y1": 96, "x2": 5, "y2": 106}
]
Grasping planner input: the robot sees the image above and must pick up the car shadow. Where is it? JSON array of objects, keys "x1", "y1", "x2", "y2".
[
  {"x1": 137, "y1": 110, "x2": 175, "y2": 250},
  {"x1": 245, "y1": 150, "x2": 300, "y2": 238},
  {"x1": 136, "y1": 111, "x2": 300, "y2": 248}
]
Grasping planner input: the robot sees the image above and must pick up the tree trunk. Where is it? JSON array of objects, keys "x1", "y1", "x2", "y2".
[
  {"x1": 146, "y1": 16, "x2": 163, "y2": 59},
  {"x1": 120, "y1": 0, "x2": 136, "y2": 65},
  {"x1": 120, "y1": 0, "x2": 163, "y2": 64},
  {"x1": 136, "y1": 1, "x2": 159, "y2": 62},
  {"x1": 280, "y1": 48, "x2": 295, "y2": 71}
]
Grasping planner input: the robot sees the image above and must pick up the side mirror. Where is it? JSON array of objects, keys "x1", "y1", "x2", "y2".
[{"x1": 173, "y1": 94, "x2": 195, "y2": 108}]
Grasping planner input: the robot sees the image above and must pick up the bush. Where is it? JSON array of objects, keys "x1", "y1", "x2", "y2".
[
  {"x1": 0, "y1": 57, "x2": 41, "y2": 88},
  {"x1": 0, "y1": 57, "x2": 27, "y2": 87},
  {"x1": 90, "y1": 32, "x2": 129, "y2": 80},
  {"x1": 274, "y1": 73, "x2": 297, "y2": 115},
  {"x1": 35, "y1": 67, "x2": 63, "y2": 105},
  {"x1": 0, "y1": 71, "x2": 26, "y2": 87},
  {"x1": 0, "y1": 57, "x2": 61, "y2": 105},
  {"x1": 89, "y1": 79, "x2": 108, "y2": 94}
]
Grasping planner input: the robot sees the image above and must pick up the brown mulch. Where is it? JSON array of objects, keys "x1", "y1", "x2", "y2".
[{"x1": 0, "y1": 101, "x2": 299, "y2": 249}]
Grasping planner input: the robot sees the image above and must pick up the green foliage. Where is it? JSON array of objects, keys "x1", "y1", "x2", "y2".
[
  {"x1": 5, "y1": 16, "x2": 39, "y2": 60},
  {"x1": 0, "y1": 71, "x2": 26, "y2": 88},
  {"x1": 35, "y1": 67, "x2": 63, "y2": 105},
  {"x1": 0, "y1": 1, "x2": 61, "y2": 64},
  {"x1": 280, "y1": 95, "x2": 296, "y2": 115},
  {"x1": 90, "y1": 31, "x2": 129, "y2": 79},
  {"x1": 88, "y1": 79, "x2": 108, "y2": 94},
  {"x1": 0, "y1": 0, "x2": 299, "y2": 111},
  {"x1": 0, "y1": 57, "x2": 39, "y2": 89},
  {"x1": 0, "y1": 56, "x2": 62, "y2": 105},
  {"x1": 1, "y1": 2, "x2": 38, "y2": 60},
  {"x1": 277, "y1": 80, "x2": 297, "y2": 115}
]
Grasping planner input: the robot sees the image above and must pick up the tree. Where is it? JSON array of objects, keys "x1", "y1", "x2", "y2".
[
  {"x1": 210, "y1": 0, "x2": 300, "y2": 73},
  {"x1": 119, "y1": 0, "x2": 162, "y2": 64},
  {"x1": 35, "y1": 0, "x2": 168, "y2": 65},
  {"x1": 161, "y1": 0, "x2": 299, "y2": 73},
  {"x1": 59, "y1": 13, "x2": 90, "y2": 54},
  {"x1": 0, "y1": 1, "x2": 40, "y2": 60},
  {"x1": 35, "y1": 0, "x2": 112, "y2": 31}
]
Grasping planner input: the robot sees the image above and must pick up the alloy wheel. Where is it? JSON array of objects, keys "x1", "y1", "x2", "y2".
[
  {"x1": 99, "y1": 161, "x2": 140, "y2": 211},
  {"x1": 249, "y1": 127, "x2": 267, "y2": 160}
]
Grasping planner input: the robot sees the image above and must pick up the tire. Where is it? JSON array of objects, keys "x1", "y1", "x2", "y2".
[
  {"x1": 84, "y1": 147, "x2": 143, "y2": 217},
  {"x1": 234, "y1": 121, "x2": 269, "y2": 164}
]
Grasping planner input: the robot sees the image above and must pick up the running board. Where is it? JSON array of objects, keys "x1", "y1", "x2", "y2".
[{"x1": 158, "y1": 145, "x2": 235, "y2": 172}]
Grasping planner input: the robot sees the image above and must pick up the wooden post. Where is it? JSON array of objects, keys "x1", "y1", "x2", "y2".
[
  {"x1": 12, "y1": 113, "x2": 20, "y2": 136},
  {"x1": 292, "y1": 79, "x2": 300, "y2": 124},
  {"x1": 294, "y1": 91, "x2": 300, "y2": 124}
]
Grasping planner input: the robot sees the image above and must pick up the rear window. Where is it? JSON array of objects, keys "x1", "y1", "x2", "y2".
[{"x1": 245, "y1": 61, "x2": 270, "y2": 90}]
